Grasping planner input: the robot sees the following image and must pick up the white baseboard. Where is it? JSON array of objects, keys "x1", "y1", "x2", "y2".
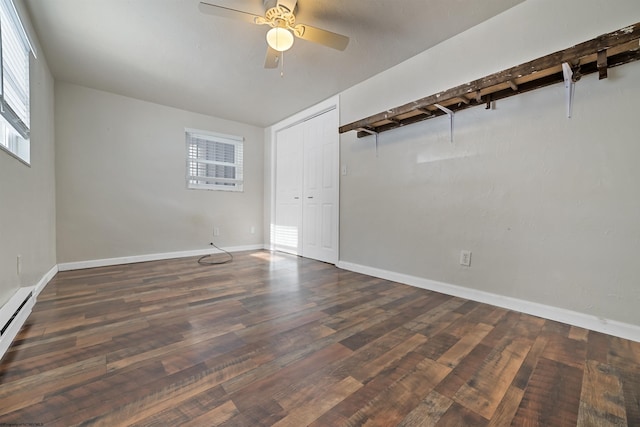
[
  {"x1": 0, "y1": 263, "x2": 57, "y2": 362},
  {"x1": 337, "y1": 260, "x2": 640, "y2": 343},
  {"x1": 57, "y1": 244, "x2": 265, "y2": 271},
  {"x1": 34, "y1": 264, "x2": 58, "y2": 297},
  {"x1": 0, "y1": 287, "x2": 35, "y2": 362}
]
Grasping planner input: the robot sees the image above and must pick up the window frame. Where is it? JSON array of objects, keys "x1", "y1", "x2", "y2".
[
  {"x1": 185, "y1": 128, "x2": 244, "y2": 192},
  {"x1": 0, "y1": 120, "x2": 27, "y2": 164}
]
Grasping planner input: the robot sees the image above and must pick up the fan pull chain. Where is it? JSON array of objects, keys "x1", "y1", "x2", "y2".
[{"x1": 280, "y1": 51, "x2": 285, "y2": 77}]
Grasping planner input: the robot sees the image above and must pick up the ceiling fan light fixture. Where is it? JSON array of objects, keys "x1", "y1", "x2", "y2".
[{"x1": 266, "y1": 27, "x2": 294, "y2": 52}]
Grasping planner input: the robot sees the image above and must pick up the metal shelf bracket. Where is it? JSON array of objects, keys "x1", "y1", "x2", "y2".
[
  {"x1": 434, "y1": 104, "x2": 454, "y2": 143},
  {"x1": 357, "y1": 127, "x2": 380, "y2": 156},
  {"x1": 562, "y1": 62, "x2": 576, "y2": 118}
]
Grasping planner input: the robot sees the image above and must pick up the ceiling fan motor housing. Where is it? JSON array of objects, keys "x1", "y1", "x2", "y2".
[
  {"x1": 263, "y1": 0, "x2": 295, "y2": 13},
  {"x1": 264, "y1": 6, "x2": 296, "y2": 29}
]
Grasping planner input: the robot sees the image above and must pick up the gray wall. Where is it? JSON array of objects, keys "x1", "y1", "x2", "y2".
[
  {"x1": 339, "y1": 0, "x2": 640, "y2": 326},
  {"x1": 0, "y1": 1, "x2": 56, "y2": 306},
  {"x1": 55, "y1": 82, "x2": 264, "y2": 263}
]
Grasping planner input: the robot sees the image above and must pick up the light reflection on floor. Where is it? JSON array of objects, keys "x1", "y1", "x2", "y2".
[
  {"x1": 251, "y1": 250, "x2": 302, "y2": 292},
  {"x1": 249, "y1": 251, "x2": 287, "y2": 262}
]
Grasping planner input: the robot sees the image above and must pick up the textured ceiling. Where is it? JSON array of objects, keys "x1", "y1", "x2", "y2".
[{"x1": 24, "y1": 0, "x2": 524, "y2": 127}]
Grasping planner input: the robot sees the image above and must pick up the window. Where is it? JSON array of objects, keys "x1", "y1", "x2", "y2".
[
  {"x1": 186, "y1": 128, "x2": 244, "y2": 192},
  {"x1": 0, "y1": 0, "x2": 33, "y2": 164}
]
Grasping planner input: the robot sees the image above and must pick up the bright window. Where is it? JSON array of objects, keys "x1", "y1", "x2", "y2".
[
  {"x1": 185, "y1": 128, "x2": 244, "y2": 192},
  {"x1": 0, "y1": 0, "x2": 33, "y2": 164}
]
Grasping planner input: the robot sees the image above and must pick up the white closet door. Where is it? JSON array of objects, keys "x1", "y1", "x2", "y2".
[
  {"x1": 302, "y1": 108, "x2": 339, "y2": 264},
  {"x1": 274, "y1": 124, "x2": 303, "y2": 255}
]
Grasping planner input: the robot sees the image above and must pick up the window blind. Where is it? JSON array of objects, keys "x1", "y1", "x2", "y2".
[
  {"x1": 186, "y1": 129, "x2": 244, "y2": 191},
  {"x1": 0, "y1": 0, "x2": 32, "y2": 140}
]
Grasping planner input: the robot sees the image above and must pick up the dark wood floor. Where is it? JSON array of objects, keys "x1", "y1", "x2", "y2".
[{"x1": 0, "y1": 251, "x2": 638, "y2": 426}]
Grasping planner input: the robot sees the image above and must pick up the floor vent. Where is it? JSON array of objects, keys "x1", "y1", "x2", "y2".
[{"x1": 0, "y1": 287, "x2": 35, "y2": 361}]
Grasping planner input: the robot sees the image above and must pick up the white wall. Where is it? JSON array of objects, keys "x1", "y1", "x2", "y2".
[
  {"x1": 55, "y1": 82, "x2": 264, "y2": 263},
  {"x1": 0, "y1": 1, "x2": 56, "y2": 306},
  {"x1": 339, "y1": 0, "x2": 640, "y2": 327}
]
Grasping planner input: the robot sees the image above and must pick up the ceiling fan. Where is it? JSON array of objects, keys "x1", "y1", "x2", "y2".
[{"x1": 199, "y1": 0, "x2": 349, "y2": 69}]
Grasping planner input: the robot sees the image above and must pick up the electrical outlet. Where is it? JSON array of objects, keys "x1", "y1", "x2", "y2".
[
  {"x1": 460, "y1": 250, "x2": 472, "y2": 267},
  {"x1": 17, "y1": 255, "x2": 21, "y2": 276},
  {"x1": 250, "y1": 226, "x2": 256, "y2": 235},
  {"x1": 341, "y1": 165, "x2": 348, "y2": 176},
  {"x1": 214, "y1": 227, "x2": 220, "y2": 237}
]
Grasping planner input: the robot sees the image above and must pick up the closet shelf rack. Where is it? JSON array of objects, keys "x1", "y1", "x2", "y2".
[{"x1": 339, "y1": 22, "x2": 640, "y2": 138}]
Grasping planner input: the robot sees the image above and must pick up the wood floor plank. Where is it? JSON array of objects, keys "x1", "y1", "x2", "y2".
[
  {"x1": 131, "y1": 385, "x2": 230, "y2": 427},
  {"x1": 453, "y1": 338, "x2": 531, "y2": 419},
  {"x1": 512, "y1": 334, "x2": 548, "y2": 390},
  {"x1": 0, "y1": 250, "x2": 638, "y2": 426},
  {"x1": 434, "y1": 343, "x2": 494, "y2": 399},
  {"x1": 587, "y1": 330, "x2": 612, "y2": 363},
  {"x1": 276, "y1": 373, "x2": 359, "y2": 412},
  {"x1": 78, "y1": 363, "x2": 237, "y2": 426},
  {"x1": 434, "y1": 401, "x2": 489, "y2": 427},
  {"x1": 272, "y1": 376, "x2": 362, "y2": 426},
  {"x1": 414, "y1": 332, "x2": 460, "y2": 361},
  {"x1": 398, "y1": 390, "x2": 453, "y2": 427},
  {"x1": 542, "y1": 331, "x2": 587, "y2": 370},
  {"x1": 351, "y1": 333, "x2": 428, "y2": 383},
  {"x1": 343, "y1": 357, "x2": 451, "y2": 426},
  {"x1": 607, "y1": 336, "x2": 640, "y2": 426},
  {"x1": 323, "y1": 326, "x2": 418, "y2": 383},
  {"x1": 308, "y1": 351, "x2": 428, "y2": 426},
  {"x1": 406, "y1": 298, "x2": 464, "y2": 337},
  {"x1": 437, "y1": 322, "x2": 494, "y2": 368},
  {"x1": 511, "y1": 357, "x2": 583, "y2": 426},
  {"x1": 0, "y1": 355, "x2": 106, "y2": 414},
  {"x1": 228, "y1": 342, "x2": 353, "y2": 408},
  {"x1": 569, "y1": 325, "x2": 589, "y2": 341},
  {"x1": 159, "y1": 330, "x2": 247, "y2": 376},
  {"x1": 486, "y1": 385, "x2": 524, "y2": 427},
  {"x1": 619, "y1": 368, "x2": 640, "y2": 426},
  {"x1": 577, "y1": 360, "x2": 627, "y2": 426},
  {"x1": 338, "y1": 294, "x2": 437, "y2": 351},
  {"x1": 181, "y1": 399, "x2": 239, "y2": 427}
]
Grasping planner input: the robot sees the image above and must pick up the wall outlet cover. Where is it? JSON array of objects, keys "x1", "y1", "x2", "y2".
[{"x1": 460, "y1": 250, "x2": 472, "y2": 267}]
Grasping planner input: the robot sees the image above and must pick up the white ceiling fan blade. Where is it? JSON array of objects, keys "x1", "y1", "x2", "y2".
[
  {"x1": 199, "y1": 2, "x2": 262, "y2": 25},
  {"x1": 276, "y1": 0, "x2": 298, "y2": 13},
  {"x1": 264, "y1": 46, "x2": 281, "y2": 69},
  {"x1": 294, "y1": 24, "x2": 349, "y2": 51}
]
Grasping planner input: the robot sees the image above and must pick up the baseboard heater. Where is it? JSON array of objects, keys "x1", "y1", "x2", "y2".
[{"x1": 0, "y1": 287, "x2": 35, "y2": 362}]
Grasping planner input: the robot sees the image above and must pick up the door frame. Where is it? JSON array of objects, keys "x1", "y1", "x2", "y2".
[{"x1": 267, "y1": 95, "x2": 340, "y2": 263}]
